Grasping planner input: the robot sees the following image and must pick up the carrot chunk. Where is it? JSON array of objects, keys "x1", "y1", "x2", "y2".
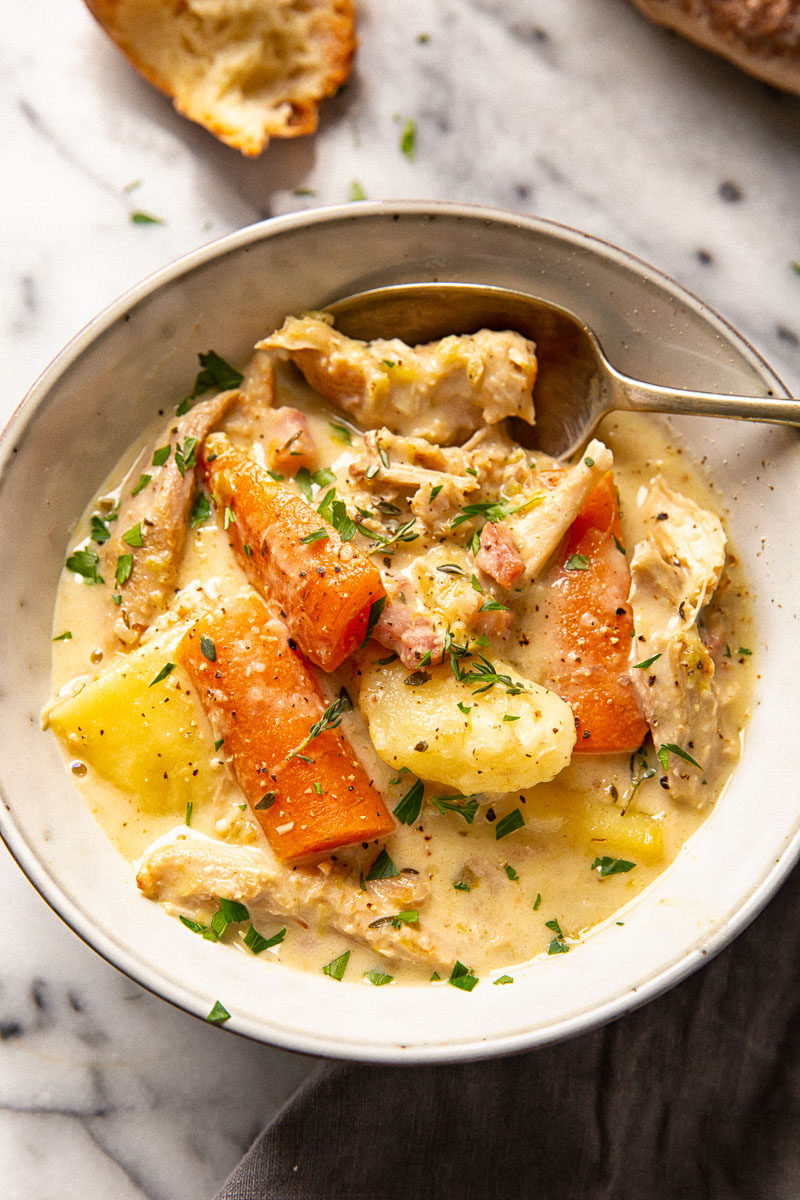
[
  {"x1": 202, "y1": 435, "x2": 385, "y2": 672},
  {"x1": 177, "y1": 595, "x2": 394, "y2": 862},
  {"x1": 545, "y1": 473, "x2": 648, "y2": 755}
]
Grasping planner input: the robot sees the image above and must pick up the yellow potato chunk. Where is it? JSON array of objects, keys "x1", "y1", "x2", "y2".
[
  {"x1": 359, "y1": 657, "x2": 575, "y2": 793},
  {"x1": 530, "y1": 792, "x2": 664, "y2": 865},
  {"x1": 48, "y1": 638, "x2": 217, "y2": 816}
]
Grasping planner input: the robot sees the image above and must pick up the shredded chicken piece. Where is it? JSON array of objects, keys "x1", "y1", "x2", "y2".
[
  {"x1": 258, "y1": 314, "x2": 537, "y2": 444},
  {"x1": 628, "y1": 479, "x2": 732, "y2": 807},
  {"x1": 137, "y1": 828, "x2": 450, "y2": 968},
  {"x1": 510, "y1": 439, "x2": 614, "y2": 580},
  {"x1": 347, "y1": 427, "x2": 535, "y2": 538},
  {"x1": 101, "y1": 388, "x2": 237, "y2": 644}
]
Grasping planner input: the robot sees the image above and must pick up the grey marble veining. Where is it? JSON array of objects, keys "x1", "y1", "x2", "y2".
[{"x1": 2, "y1": 0, "x2": 799, "y2": 1196}]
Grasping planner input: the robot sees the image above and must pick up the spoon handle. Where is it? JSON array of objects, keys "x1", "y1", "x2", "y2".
[{"x1": 614, "y1": 372, "x2": 800, "y2": 426}]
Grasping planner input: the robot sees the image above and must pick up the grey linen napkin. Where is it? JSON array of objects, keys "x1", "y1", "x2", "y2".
[{"x1": 215, "y1": 861, "x2": 800, "y2": 1200}]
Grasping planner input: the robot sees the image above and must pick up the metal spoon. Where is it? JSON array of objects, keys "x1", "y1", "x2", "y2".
[{"x1": 326, "y1": 282, "x2": 800, "y2": 458}]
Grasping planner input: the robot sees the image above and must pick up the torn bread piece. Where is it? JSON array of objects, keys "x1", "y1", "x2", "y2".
[{"x1": 84, "y1": 0, "x2": 356, "y2": 155}]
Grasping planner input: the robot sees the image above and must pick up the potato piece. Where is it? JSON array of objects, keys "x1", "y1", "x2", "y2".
[
  {"x1": 532, "y1": 792, "x2": 664, "y2": 865},
  {"x1": 48, "y1": 637, "x2": 218, "y2": 816},
  {"x1": 359, "y1": 657, "x2": 575, "y2": 793}
]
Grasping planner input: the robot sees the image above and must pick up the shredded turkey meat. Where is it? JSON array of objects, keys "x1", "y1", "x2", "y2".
[
  {"x1": 258, "y1": 313, "x2": 537, "y2": 444},
  {"x1": 137, "y1": 828, "x2": 452, "y2": 969},
  {"x1": 101, "y1": 388, "x2": 237, "y2": 644},
  {"x1": 628, "y1": 479, "x2": 732, "y2": 807}
]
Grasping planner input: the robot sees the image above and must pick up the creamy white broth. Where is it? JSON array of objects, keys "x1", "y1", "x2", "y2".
[{"x1": 49, "y1": 347, "x2": 754, "y2": 986}]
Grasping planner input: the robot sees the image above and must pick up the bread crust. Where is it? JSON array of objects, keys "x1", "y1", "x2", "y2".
[
  {"x1": 84, "y1": 0, "x2": 356, "y2": 155},
  {"x1": 630, "y1": 0, "x2": 800, "y2": 94}
]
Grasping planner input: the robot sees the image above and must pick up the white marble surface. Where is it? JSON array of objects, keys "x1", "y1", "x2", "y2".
[{"x1": 1, "y1": 1, "x2": 798, "y2": 1196}]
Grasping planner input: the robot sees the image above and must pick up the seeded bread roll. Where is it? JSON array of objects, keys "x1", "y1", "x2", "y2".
[
  {"x1": 84, "y1": 0, "x2": 356, "y2": 156},
  {"x1": 629, "y1": 0, "x2": 800, "y2": 94}
]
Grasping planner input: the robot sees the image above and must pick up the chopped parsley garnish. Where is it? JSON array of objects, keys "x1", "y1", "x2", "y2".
[
  {"x1": 312, "y1": 466, "x2": 336, "y2": 489},
  {"x1": 244, "y1": 924, "x2": 286, "y2": 954},
  {"x1": 657, "y1": 742, "x2": 703, "y2": 772},
  {"x1": 52, "y1": 630, "x2": 73, "y2": 641},
  {"x1": 205, "y1": 1000, "x2": 230, "y2": 1024},
  {"x1": 564, "y1": 553, "x2": 590, "y2": 571},
  {"x1": 174, "y1": 436, "x2": 199, "y2": 476},
  {"x1": 591, "y1": 856, "x2": 636, "y2": 877},
  {"x1": 502, "y1": 714, "x2": 521, "y2": 722},
  {"x1": 545, "y1": 918, "x2": 569, "y2": 954},
  {"x1": 632, "y1": 653, "x2": 662, "y2": 670},
  {"x1": 738, "y1": 646, "x2": 752, "y2": 656},
  {"x1": 494, "y1": 975, "x2": 514, "y2": 985},
  {"x1": 448, "y1": 961, "x2": 478, "y2": 992},
  {"x1": 178, "y1": 351, "x2": 244, "y2": 416},
  {"x1": 300, "y1": 528, "x2": 329, "y2": 545},
  {"x1": 255, "y1": 792, "x2": 277, "y2": 810},
  {"x1": 393, "y1": 778, "x2": 424, "y2": 825},
  {"x1": 349, "y1": 180, "x2": 368, "y2": 202},
  {"x1": 533, "y1": 892, "x2": 542, "y2": 911},
  {"x1": 115, "y1": 553, "x2": 133, "y2": 586},
  {"x1": 200, "y1": 634, "x2": 216, "y2": 662},
  {"x1": 185, "y1": 800, "x2": 193, "y2": 826},
  {"x1": 149, "y1": 662, "x2": 176, "y2": 686},
  {"x1": 430, "y1": 795, "x2": 478, "y2": 824},
  {"x1": 495, "y1": 808, "x2": 525, "y2": 840},
  {"x1": 584, "y1": 456, "x2": 595, "y2": 467},
  {"x1": 364, "y1": 969, "x2": 393, "y2": 986},
  {"x1": 190, "y1": 492, "x2": 212, "y2": 528},
  {"x1": 613, "y1": 535, "x2": 627, "y2": 556},
  {"x1": 322, "y1": 950, "x2": 350, "y2": 980},
  {"x1": 285, "y1": 692, "x2": 353, "y2": 761},
  {"x1": 365, "y1": 848, "x2": 399, "y2": 880},
  {"x1": 451, "y1": 499, "x2": 510, "y2": 528},
  {"x1": 130, "y1": 211, "x2": 163, "y2": 225},
  {"x1": 365, "y1": 463, "x2": 380, "y2": 480},
  {"x1": 430, "y1": 484, "x2": 443, "y2": 500},
  {"x1": 457, "y1": 701, "x2": 471, "y2": 716},
  {"x1": 66, "y1": 548, "x2": 104, "y2": 584},
  {"x1": 390, "y1": 910, "x2": 418, "y2": 927},
  {"x1": 90, "y1": 512, "x2": 115, "y2": 543},
  {"x1": 504, "y1": 865, "x2": 520, "y2": 882},
  {"x1": 329, "y1": 500, "x2": 357, "y2": 542},
  {"x1": 454, "y1": 881, "x2": 471, "y2": 892},
  {"x1": 131, "y1": 473, "x2": 151, "y2": 496},
  {"x1": 295, "y1": 467, "x2": 314, "y2": 500},
  {"x1": 399, "y1": 117, "x2": 417, "y2": 159},
  {"x1": 362, "y1": 595, "x2": 387, "y2": 645},
  {"x1": 223, "y1": 505, "x2": 235, "y2": 530},
  {"x1": 152, "y1": 444, "x2": 171, "y2": 467},
  {"x1": 122, "y1": 522, "x2": 144, "y2": 547},
  {"x1": 470, "y1": 574, "x2": 484, "y2": 593},
  {"x1": 214, "y1": 738, "x2": 224, "y2": 752},
  {"x1": 479, "y1": 599, "x2": 508, "y2": 612}
]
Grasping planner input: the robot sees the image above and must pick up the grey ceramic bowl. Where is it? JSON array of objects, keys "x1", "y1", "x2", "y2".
[{"x1": 1, "y1": 203, "x2": 798, "y2": 1062}]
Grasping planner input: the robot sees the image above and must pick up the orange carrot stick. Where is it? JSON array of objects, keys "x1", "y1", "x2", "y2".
[
  {"x1": 545, "y1": 473, "x2": 648, "y2": 755},
  {"x1": 201, "y1": 435, "x2": 385, "y2": 672},
  {"x1": 177, "y1": 595, "x2": 394, "y2": 862}
]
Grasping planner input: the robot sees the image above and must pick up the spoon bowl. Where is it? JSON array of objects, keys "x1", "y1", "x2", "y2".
[{"x1": 327, "y1": 282, "x2": 800, "y2": 458}]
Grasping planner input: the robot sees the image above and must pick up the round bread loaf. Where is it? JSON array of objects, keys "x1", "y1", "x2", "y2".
[
  {"x1": 629, "y1": 0, "x2": 800, "y2": 94},
  {"x1": 84, "y1": 0, "x2": 356, "y2": 156}
]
